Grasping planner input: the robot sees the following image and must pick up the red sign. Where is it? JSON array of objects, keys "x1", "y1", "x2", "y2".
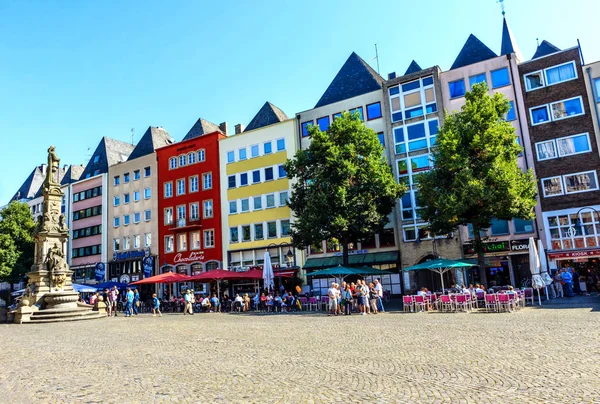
[
  {"x1": 547, "y1": 249, "x2": 600, "y2": 259},
  {"x1": 173, "y1": 251, "x2": 205, "y2": 263}
]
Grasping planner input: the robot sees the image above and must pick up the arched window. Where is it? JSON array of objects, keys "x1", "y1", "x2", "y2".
[
  {"x1": 169, "y1": 158, "x2": 177, "y2": 169},
  {"x1": 197, "y1": 149, "x2": 206, "y2": 162},
  {"x1": 178, "y1": 155, "x2": 187, "y2": 167},
  {"x1": 205, "y1": 261, "x2": 219, "y2": 271},
  {"x1": 188, "y1": 152, "x2": 196, "y2": 165},
  {"x1": 162, "y1": 265, "x2": 174, "y2": 273},
  {"x1": 190, "y1": 263, "x2": 203, "y2": 275}
]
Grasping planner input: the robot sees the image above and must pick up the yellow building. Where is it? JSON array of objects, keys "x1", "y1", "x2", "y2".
[{"x1": 219, "y1": 102, "x2": 303, "y2": 275}]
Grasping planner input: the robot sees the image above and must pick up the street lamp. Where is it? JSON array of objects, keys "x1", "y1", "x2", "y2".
[{"x1": 574, "y1": 206, "x2": 600, "y2": 240}]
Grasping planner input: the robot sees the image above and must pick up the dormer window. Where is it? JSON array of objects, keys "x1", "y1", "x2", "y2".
[{"x1": 93, "y1": 155, "x2": 100, "y2": 163}]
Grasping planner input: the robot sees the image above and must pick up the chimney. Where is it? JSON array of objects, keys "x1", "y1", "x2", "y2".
[
  {"x1": 219, "y1": 122, "x2": 229, "y2": 135},
  {"x1": 388, "y1": 72, "x2": 397, "y2": 80},
  {"x1": 234, "y1": 124, "x2": 245, "y2": 134}
]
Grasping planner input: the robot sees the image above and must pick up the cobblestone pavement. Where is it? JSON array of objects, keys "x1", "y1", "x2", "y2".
[{"x1": 1, "y1": 297, "x2": 600, "y2": 404}]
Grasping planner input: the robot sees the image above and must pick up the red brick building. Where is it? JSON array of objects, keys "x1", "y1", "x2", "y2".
[{"x1": 156, "y1": 119, "x2": 226, "y2": 281}]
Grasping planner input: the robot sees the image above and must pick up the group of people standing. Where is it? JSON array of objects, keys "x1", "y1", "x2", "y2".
[
  {"x1": 88, "y1": 286, "x2": 141, "y2": 317},
  {"x1": 327, "y1": 279, "x2": 384, "y2": 316},
  {"x1": 553, "y1": 267, "x2": 598, "y2": 298}
]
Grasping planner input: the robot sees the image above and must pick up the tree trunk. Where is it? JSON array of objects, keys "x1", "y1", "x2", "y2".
[
  {"x1": 342, "y1": 237, "x2": 350, "y2": 267},
  {"x1": 473, "y1": 230, "x2": 488, "y2": 287}
]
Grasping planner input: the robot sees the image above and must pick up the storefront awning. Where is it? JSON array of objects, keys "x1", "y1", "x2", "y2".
[{"x1": 303, "y1": 251, "x2": 398, "y2": 270}]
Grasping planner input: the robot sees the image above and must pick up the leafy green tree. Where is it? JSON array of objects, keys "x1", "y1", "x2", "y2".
[
  {"x1": 285, "y1": 112, "x2": 405, "y2": 266},
  {"x1": 417, "y1": 83, "x2": 537, "y2": 285},
  {"x1": 0, "y1": 202, "x2": 36, "y2": 286}
]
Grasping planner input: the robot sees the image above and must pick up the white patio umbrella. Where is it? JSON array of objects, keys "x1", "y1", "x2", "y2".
[
  {"x1": 537, "y1": 239, "x2": 554, "y2": 300},
  {"x1": 263, "y1": 251, "x2": 275, "y2": 292},
  {"x1": 528, "y1": 237, "x2": 544, "y2": 305}
]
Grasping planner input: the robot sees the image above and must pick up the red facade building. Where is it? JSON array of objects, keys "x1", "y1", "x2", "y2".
[{"x1": 156, "y1": 129, "x2": 225, "y2": 277}]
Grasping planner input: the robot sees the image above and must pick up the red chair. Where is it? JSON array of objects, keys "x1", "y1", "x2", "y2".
[
  {"x1": 308, "y1": 297, "x2": 318, "y2": 311},
  {"x1": 320, "y1": 296, "x2": 329, "y2": 311},
  {"x1": 485, "y1": 294, "x2": 498, "y2": 312},
  {"x1": 440, "y1": 295, "x2": 453, "y2": 312},
  {"x1": 299, "y1": 297, "x2": 308, "y2": 311},
  {"x1": 497, "y1": 293, "x2": 513, "y2": 312},
  {"x1": 414, "y1": 295, "x2": 426, "y2": 312},
  {"x1": 523, "y1": 288, "x2": 535, "y2": 306},
  {"x1": 455, "y1": 294, "x2": 469, "y2": 312},
  {"x1": 403, "y1": 295, "x2": 414, "y2": 312},
  {"x1": 475, "y1": 291, "x2": 485, "y2": 308},
  {"x1": 429, "y1": 294, "x2": 438, "y2": 310}
]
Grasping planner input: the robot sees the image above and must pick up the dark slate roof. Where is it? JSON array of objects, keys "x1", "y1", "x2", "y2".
[
  {"x1": 244, "y1": 102, "x2": 289, "y2": 132},
  {"x1": 80, "y1": 137, "x2": 135, "y2": 179},
  {"x1": 314, "y1": 52, "x2": 384, "y2": 108},
  {"x1": 404, "y1": 60, "x2": 422, "y2": 75},
  {"x1": 450, "y1": 34, "x2": 498, "y2": 70},
  {"x1": 60, "y1": 165, "x2": 84, "y2": 187},
  {"x1": 532, "y1": 40, "x2": 561, "y2": 60},
  {"x1": 11, "y1": 165, "x2": 46, "y2": 201},
  {"x1": 128, "y1": 126, "x2": 174, "y2": 161},
  {"x1": 182, "y1": 118, "x2": 222, "y2": 141}
]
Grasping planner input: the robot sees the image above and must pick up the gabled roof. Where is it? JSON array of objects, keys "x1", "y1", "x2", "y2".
[
  {"x1": 244, "y1": 102, "x2": 289, "y2": 132},
  {"x1": 60, "y1": 165, "x2": 84, "y2": 186},
  {"x1": 314, "y1": 52, "x2": 384, "y2": 108},
  {"x1": 531, "y1": 40, "x2": 561, "y2": 60},
  {"x1": 500, "y1": 16, "x2": 522, "y2": 61},
  {"x1": 404, "y1": 60, "x2": 423, "y2": 75},
  {"x1": 450, "y1": 34, "x2": 498, "y2": 70},
  {"x1": 182, "y1": 118, "x2": 222, "y2": 141},
  {"x1": 80, "y1": 137, "x2": 135, "y2": 179},
  {"x1": 11, "y1": 165, "x2": 46, "y2": 202},
  {"x1": 128, "y1": 126, "x2": 174, "y2": 161}
]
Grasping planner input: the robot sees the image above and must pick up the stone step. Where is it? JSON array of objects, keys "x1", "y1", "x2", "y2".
[
  {"x1": 31, "y1": 307, "x2": 93, "y2": 315},
  {"x1": 32, "y1": 310, "x2": 103, "y2": 320},
  {"x1": 27, "y1": 313, "x2": 106, "y2": 324}
]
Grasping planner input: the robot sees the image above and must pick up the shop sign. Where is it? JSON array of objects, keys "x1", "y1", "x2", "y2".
[
  {"x1": 463, "y1": 241, "x2": 510, "y2": 255},
  {"x1": 119, "y1": 274, "x2": 131, "y2": 284},
  {"x1": 131, "y1": 275, "x2": 139, "y2": 281},
  {"x1": 510, "y1": 239, "x2": 531, "y2": 252},
  {"x1": 548, "y1": 249, "x2": 600, "y2": 259},
  {"x1": 113, "y1": 248, "x2": 150, "y2": 261},
  {"x1": 143, "y1": 256, "x2": 154, "y2": 278},
  {"x1": 173, "y1": 251, "x2": 205, "y2": 263},
  {"x1": 111, "y1": 277, "x2": 118, "y2": 282},
  {"x1": 333, "y1": 249, "x2": 368, "y2": 257},
  {"x1": 94, "y1": 263, "x2": 106, "y2": 282}
]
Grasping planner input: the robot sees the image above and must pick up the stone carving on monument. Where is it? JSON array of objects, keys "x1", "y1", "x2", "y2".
[{"x1": 13, "y1": 146, "x2": 105, "y2": 323}]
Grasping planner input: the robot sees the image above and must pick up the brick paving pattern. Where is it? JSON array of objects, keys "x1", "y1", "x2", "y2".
[{"x1": 1, "y1": 297, "x2": 599, "y2": 403}]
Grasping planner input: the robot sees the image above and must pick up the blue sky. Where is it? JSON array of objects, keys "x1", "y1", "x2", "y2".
[{"x1": 1, "y1": 0, "x2": 599, "y2": 204}]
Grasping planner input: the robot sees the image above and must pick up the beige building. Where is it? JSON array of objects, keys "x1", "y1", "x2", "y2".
[{"x1": 107, "y1": 127, "x2": 173, "y2": 290}]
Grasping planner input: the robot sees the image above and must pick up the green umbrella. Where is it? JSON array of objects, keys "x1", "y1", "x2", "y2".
[
  {"x1": 353, "y1": 266, "x2": 394, "y2": 276},
  {"x1": 307, "y1": 265, "x2": 362, "y2": 278},
  {"x1": 403, "y1": 259, "x2": 474, "y2": 293}
]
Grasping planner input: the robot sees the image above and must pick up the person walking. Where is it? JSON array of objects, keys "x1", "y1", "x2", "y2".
[
  {"x1": 327, "y1": 282, "x2": 339, "y2": 316},
  {"x1": 554, "y1": 270, "x2": 564, "y2": 298},
  {"x1": 102, "y1": 288, "x2": 111, "y2": 316},
  {"x1": 109, "y1": 286, "x2": 119, "y2": 316},
  {"x1": 562, "y1": 268, "x2": 574, "y2": 297},
  {"x1": 133, "y1": 289, "x2": 140, "y2": 316},
  {"x1": 342, "y1": 284, "x2": 353, "y2": 315},
  {"x1": 369, "y1": 282, "x2": 379, "y2": 314},
  {"x1": 360, "y1": 280, "x2": 370, "y2": 315},
  {"x1": 184, "y1": 290, "x2": 192, "y2": 315},
  {"x1": 375, "y1": 279, "x2": 385, "y2": 313},
  {"x1": 124, "y1": 287, "x2": 134, "y2": 317},
  {"x1": 152, "y1": 293, "x2": 162, "y2": 317}
]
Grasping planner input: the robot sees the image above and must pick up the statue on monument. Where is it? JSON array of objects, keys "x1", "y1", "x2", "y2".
[{"x1": 47, "y1": 146, "x2": 60, "y2": 186}]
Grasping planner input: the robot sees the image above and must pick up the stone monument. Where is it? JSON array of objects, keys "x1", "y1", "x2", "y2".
[{"x1": 14, "y1": 147, "x2": 105, "y2": 323}]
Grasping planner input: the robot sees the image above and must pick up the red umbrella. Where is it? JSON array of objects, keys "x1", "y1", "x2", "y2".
[
  {"x1": 187, "y1": 269, "x2": 240, "y2": 282},
  {"x1": 130, "y1": 272, "x2": 191, "y2": 285}
]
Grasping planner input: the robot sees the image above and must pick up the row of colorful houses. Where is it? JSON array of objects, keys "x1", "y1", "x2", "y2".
[{"x1": 6, "y1": 14, "x2": 600, "y2": 294}]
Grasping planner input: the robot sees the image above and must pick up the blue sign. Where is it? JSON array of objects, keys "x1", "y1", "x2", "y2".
[
  {"x1": 95, "y1": 263, "x2": 106, "y2": 282},
  {"x1": 143, "y1": 256, "x2": 154, "y2": 278},
  {"x1": 113, "y1": 248, "x2": 150, "y2": 262}
]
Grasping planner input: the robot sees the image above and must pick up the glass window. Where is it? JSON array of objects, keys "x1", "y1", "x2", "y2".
[
  {"x1": 594, "y1": 78, "x2": 600, "y2": 102},
  {"x1": 266, "y1": 194, "x2": 275, "y2": 208},
  {"x1": 402, "y1": 80, "x2": 420, "y2": 92},
  {"x1": 144, "y1": 188, "x2": 151, "y2": 199},
  {"x1": 545, "y1": 62, "x2": 576, "y2": 85},
  {"x1": 113, "y1": 238, "x2": 120, "y2": 251},
  {"x1": 176, "y1": 179, "x2": 185, "y2": 195},
  {"x1": 333, "y1": 112, "x2": 342, "y2": 120},
  {"x1": 550, "y1": 97, "x2": 583, "y2": 120},
  {"x1": 123, "y1": 193, "x2": 130, "y2": 204},
  {"x1": 490, "y1": 219, "x2": 509, "y2": 235},
  {"x1": 253, "y1": 196, "x2": 262, "y2": 210},
  {"x1": 252, "y1": 170, "x2": 261, "y2": 183},
  {"x1": 254, "y1": 223, "x2": 264, "y2": 240},
  {"x1": 251, "y1": 145, "x2": 259, "y2": 157},
  {"x1": 524, "y1": 71, "x2": 544, "y2": 91},
  {"x1": 164, "y1": 182, "x2": 172, "y2": 197},
  {"x1": 238, "y1": 148, "x2": 247, "y2": 160},
  {"x1": 122, "y1": 215, "x2": 130, "y2": 226},
  {"x1": 281, "y1": 220, "x2": 290, "y2": 236},
  {"x1": 230, "y1": 227, "x2": 239, "y2": 243},
  {"x1": 227, "y1": 151, "x2": 235, "y2": 163},
  {"x1": 203, "y1": 173, "x2": 212, "y2": 189},
  {"x1": 177, "y1": 234, "x2": 187, "y2": 251},
  {"x1": 134, "y1": 212, "x2": 141, "y2": 223},
  {"x1": 114, "y1": 176, "x2": 120, "y2": 186},
  {"x1": 377, "y1": 132, "x2": 385, "y2": 147},
  {"x1": 178, "y1": 156, "x2": 186, "y2": 167},
  {"x1": 197, "y1": 150, "x2": 205, "y2": 162},
  {"x1": 491, "y1": 68, "x2": 510, "y2": 88},
  {"x1": 164, "y1": 208, "x2": 173, "y2": 225},
  {"x1": 144, "y1": 166, "x2": 151, "y2": 177},
  {"x1": 113, "y1": 196, "x2": 120, "y2": 206},
  {"x1": 133, "y1": 191, "x2": 140, "y2": 201},
  {"x1": 506, "y1": 101, "x2": 516, "y2": 121},
  {"x1": 366, "y1": 102, "x2": 382, "y2": 120},
  {"x1": 267, "y1": 222, "x2": 277, "y2": 238},
  {"x1": 190, "y1": 203, "x2": 199, "y2": 220},
  {"x1": 229, "y1": 201, "x2": 237, "y2": 214},
  {"x1": 301, "y1": 121, "x2": 313, "y2": 137},
  {"x1": 228, "y1": 175, "x2": 236, "y2": 189},
  {"x1": 422, "y1": 76, "x2": 433, "y2": 86},
  {"x1": 190, "y1": 232, "x2": 201, "y2": 250},
  {"x1": 145, "y1": 233, "x2": 151, "y2": 247},
  {"x1": 407, "y1": 122, "x2": 426, "y2": 140},
  {"x1": 165, "y1": 236, "x2": 174, "y2": 253},
  {"x1": 241, "y1": 199, "x2": 250, "y2": 212},
  {"x1": 513, "y1": 218, "x2": 534, "y2": 234},
  {"x1": 389, "y1": 86, "x2": 400, "y2": 96},
  {"x1": 276, "y1": 138, "x2": 285, "y2": 151},
  {"x1": 188, "y1": 153, "x2": 196, "y2": 165},
  {"x1": 448, "y1": 79, "x2": 466, "y2": 98},
  {"x1": 564, "y1": 171, "x2": 598, "y2": 194},
  {"x1": 404, "y1": 92, "x2": 421, "y2": 108},
  {"x1": 536, "y1": 140, "x2": 557, "y2": 161},
  {"x1": 530, "y1": 105, "x2": 550, "y2": 125},
  {"x1": 240, "y1": 172, "x2": 248, "y2": 186},
  {"x1": 114, "y1": 217, "x2": 120, "y2": 227},
  {"x1": 169, "y1": 158, "x2": 177, "y2": 169},
  {"x1": 469, "y1": 73, "x2": 487, "y2": 89},
  {"x1": 557, "y1": 133, "x2": 591, "y2": 157},
  {"x1": 124, "y1": 172, "x2": 130, "y2": 183},
  {"x1": 542, "y1": 176, "x2": 563, "y2": 197},
  {"x1": 189, "y1": 176, "x2": 198, "y2": 192},
  {"x1": 133, "y1": 170, "x2": 140, "y2": 180},
  {"x1": 177, "y1": 206, "x2": 185, "y2": 220},
  {"x1": 278, "y1": 164, "x2": 287, "y2": 178},
  {"x1": 241, "y1": 225, "x2": 251, "y2": 242},
  {"x1": 279, "y1": 191, "x2": 288, "y2": 206},
  {"x1": 349, "y1": 107, "x2": 364, "y2": 121},
  {"x1": 265, "y1": 167, "x2": 274, "y2": 181},
  {"x1": 317, "y1": 116, "x2": 330, "y2": 132},
  {"x1": 405, "y1": 106, "x2": 423, "y2": 120},
  {"x1": 203, "y1": 200, "x2": 213, "y2": 218},
  {"x1": 204, "y1": 230, "x2": 215, "y2": 248},
  {"x1": 264, "y1": 141, "x2": 272, "y2": 154}
]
